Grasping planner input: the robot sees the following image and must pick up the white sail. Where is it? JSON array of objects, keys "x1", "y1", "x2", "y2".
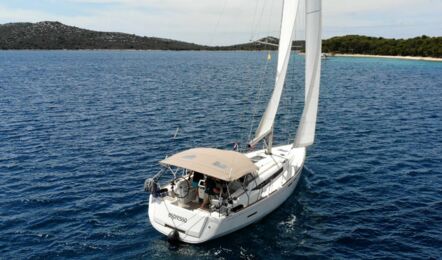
[
  {"x1": 294, "y1": 0, "x2": 322, "y2": 147},
  {"x1": 250, "y1": 0, "x2": 300, "y2": 146}
]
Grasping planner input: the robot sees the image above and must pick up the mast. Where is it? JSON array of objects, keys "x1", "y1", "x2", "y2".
[
  {"x1": 294, "y1": 0, "x2": 322, "y2": 147},
  {"x1": 249, "y1": 0, "x2": 300, "y2": 153}
]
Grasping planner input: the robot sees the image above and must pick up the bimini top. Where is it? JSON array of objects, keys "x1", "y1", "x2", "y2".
[{"x1": 160, "y1": 147, "x2": 258, "y2": 182}]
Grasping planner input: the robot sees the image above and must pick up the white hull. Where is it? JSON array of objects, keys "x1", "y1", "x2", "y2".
[{"x1": 148, "y1": 145, "x2": 305, "y2": 243}]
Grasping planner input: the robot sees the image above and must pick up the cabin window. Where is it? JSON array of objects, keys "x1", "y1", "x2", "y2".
[
  {"x1": 252, "y1": 167, "x2": 284, "y2": 191},
  {"x1": 243, "y1": 174, "x2": 255, "y2": 186}
]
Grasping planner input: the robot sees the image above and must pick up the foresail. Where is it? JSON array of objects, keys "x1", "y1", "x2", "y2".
[
  {"x1": 250, "y1": 0, "x2": 300, "y2": 146},
  {"x1": 294, "y1": 0, "x2": 322, "y2": 147}
]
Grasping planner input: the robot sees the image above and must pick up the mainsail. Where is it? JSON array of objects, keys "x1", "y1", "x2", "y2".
[
  {"x1": 250, "y1": 0, "x2": 300, "y2": 147},
  {"x1": 294, "y1": 0, "x2": 322, "y2": 147}
]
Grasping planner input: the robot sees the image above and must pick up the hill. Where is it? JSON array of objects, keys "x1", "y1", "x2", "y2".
[
  {"x1": 0, "y1": 22, "x2": 297, "y2": 51},
  {"x1": 0, "y1": 21, "x2": 207, "y2": 50},
  {"x1": 323, "y1": 35, "x2": 442, "y2": 58},
  {"x1": 1, "y1": 22, "x2": 440, "y2": 58}
]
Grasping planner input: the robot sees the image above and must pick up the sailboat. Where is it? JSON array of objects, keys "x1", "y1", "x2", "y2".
[{"x1": 144, "y1": 0, "x2": 322, "y2": 243}]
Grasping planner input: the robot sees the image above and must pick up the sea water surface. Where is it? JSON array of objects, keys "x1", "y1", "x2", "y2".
[{"x1": 0, "y1": 51, "x2": 441, "y2": 259}]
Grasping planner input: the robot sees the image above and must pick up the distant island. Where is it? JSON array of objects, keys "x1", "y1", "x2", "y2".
[
  {"x1": 1, "y1": 21, "x2": 441, "y2": 58},
  {"x1": 0, "y1": 21, "x2": 206, "y2": 50},
  {"x1": 323, "y1": 35, "x2": 441, "y2": 58}
]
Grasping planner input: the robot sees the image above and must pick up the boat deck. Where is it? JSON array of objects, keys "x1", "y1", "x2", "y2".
[{"x1": 165, "y1": 196, "x2": 204, "y2": 211}]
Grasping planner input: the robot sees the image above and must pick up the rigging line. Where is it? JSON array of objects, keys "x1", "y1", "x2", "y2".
[
  {"x1": 246, "y1": 54, "x2": 271, "y2": 144},
  {"x1": 249, "y1": 0, "x2": 262, "y2": 41},
  {"x1": 288, "y1": 50, "x2": 298, "y2": 143},
  {"x1": 265, "y1": 0, "x2": 276, "y2": 39},
  {"x1": 240, "y1": 0, "x2": 268, "y2": 146},
  {"x1": 236, "y1": 64, "x2": 255, "y2": 150},
  {"x1": 237, "y1": 42, "x2": 271, "y2": 150},
  {"x1": 237, "y1": 46, "x2": 264, "y2": 148},
  {"x1": 209, "y1": 0, "x2": 230, "y2": 46},
  {"x1": 250, "y1": 0, "x2": 269, "y2": 42},
  {"x1": 237, "y1": 49, "x2": 268, "y2": 151},
  {"x1": 306, "y1": 9, "x2": 320, "y2": 15},
  {"x1": 257, "y1": 0, "x2": 270, "y2": 40},
  {"x1": 246, "y1": 0, "x2": 284, "y2": 146}
]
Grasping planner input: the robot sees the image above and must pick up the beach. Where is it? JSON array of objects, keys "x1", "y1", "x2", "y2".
[{"x1": 328, "y1": 53, "x2": 442, "y2": 62}]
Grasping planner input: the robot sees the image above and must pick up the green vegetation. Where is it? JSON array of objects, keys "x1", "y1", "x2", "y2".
[
  {"x1": 0, "y1": 21, "x2": 208, "y2": 50},
  {"x1": 323, "y1": 35, "x2": 442, "y2": 58},
  {"x1": 1, "y1": 22, "x2": 441, "y2": 58}
]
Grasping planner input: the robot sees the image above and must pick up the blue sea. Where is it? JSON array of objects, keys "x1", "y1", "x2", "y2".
[{"x1": 0, "y1": 51, "x2": 441, "y2": 259}]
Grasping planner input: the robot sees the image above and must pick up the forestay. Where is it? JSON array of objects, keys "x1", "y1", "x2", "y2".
[
  {"x1": 294, "y1": 0, "x2": 322, "y2": 147},
  {"x1": 250, "y1": 0, "x2": 300, "y2": 146}
]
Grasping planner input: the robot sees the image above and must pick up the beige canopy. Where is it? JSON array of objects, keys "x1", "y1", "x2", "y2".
[{"x1": 160, "y1": 147, "x2": 258, "y2": 182}]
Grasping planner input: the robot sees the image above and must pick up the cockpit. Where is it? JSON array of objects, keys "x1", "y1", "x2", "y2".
[{"x1": 144, "y1": 148, "x2": 259, "y2": 214}]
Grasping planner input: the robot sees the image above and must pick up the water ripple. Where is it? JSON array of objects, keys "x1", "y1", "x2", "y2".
[{"x1": 0, "y1": 51, "x2": 441, "y2": 258}]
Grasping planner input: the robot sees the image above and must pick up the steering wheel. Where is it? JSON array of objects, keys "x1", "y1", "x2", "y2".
[{"x1": 173, "y1": 177, "x2": 190, "y2": 199}]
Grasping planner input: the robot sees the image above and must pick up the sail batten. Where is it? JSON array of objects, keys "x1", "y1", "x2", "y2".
[
  {"x1": 294, "y1": 0, "x2": 322, "y2": 147},
  {"x1": 250, "y1": 0, "x2": 300, "y2": 147}
]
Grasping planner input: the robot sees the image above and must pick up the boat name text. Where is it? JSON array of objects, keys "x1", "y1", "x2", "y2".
[{"x1": 168, "y1": 213, "x2": 187, "y2": 223}]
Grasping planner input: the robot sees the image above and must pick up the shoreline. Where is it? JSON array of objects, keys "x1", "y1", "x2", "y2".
[
  {"x1": 328, "y1": 53, "x2": 442, "y2": 62},
  {"x1": 1, "y1": 49, "x2": 441, "y2": 61}
]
